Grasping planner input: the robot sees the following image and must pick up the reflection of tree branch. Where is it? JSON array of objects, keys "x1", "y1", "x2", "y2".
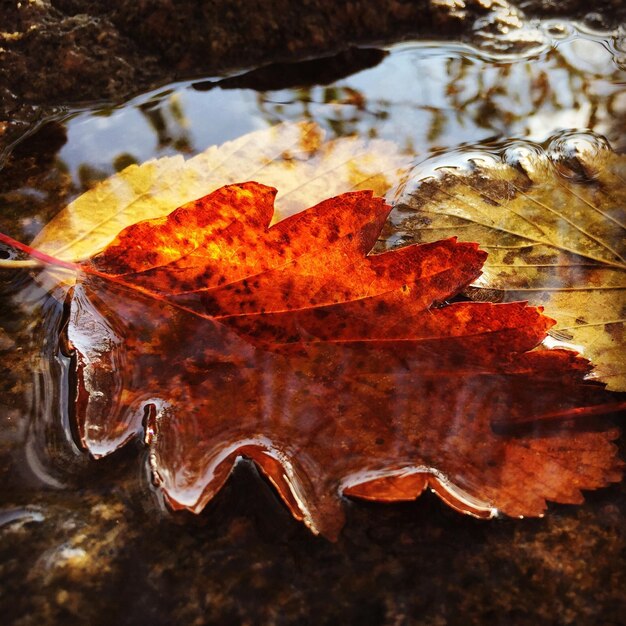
[
  {"x1": 256, "y1": 86, "x2": 387, "y2": 139},
  {"x1": 605, "y1": 91, "x2": 626, "y2": 150},
  {"x1": 444, "y1": 44, "x2": 624, "y2": 138},
  {"x1": 138, "y1": 97, "x2": 192, "y2": 153}
]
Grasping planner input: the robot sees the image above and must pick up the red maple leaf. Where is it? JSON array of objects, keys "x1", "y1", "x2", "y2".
[{"x1": 1, "y1": 182, "x2": 623, "y2": 539}]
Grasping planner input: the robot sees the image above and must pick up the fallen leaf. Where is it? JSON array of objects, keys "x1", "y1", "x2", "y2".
[
  {"x1": 38, "y1": 182, "x2": 621, "y2": 540},
  {"x1": 391, "y1": 138, "x2": 626, "y2": 390},
  {"x1": 28, "y1": 121, "x2": 408, "y2": 267}
]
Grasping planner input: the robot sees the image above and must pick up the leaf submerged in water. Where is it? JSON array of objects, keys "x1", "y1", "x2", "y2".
[
  {"x1": 26, "y1": 121, "x2": 408, "y2": 269},
  {"x1": 49, "y1": 182, "x2": 623, "y2": 539},
  {"x1": 393, "y1": 137, "x2": 626, "y2": 390}
]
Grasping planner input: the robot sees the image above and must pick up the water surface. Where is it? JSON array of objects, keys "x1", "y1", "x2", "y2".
[{"x1": 1, "y1": 23, "x2": 625, "y2": 626}]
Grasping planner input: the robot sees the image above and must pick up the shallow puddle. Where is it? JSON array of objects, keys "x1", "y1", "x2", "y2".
[{"x1": 0, "y1": 22, "x2": 625, "y2": 626}]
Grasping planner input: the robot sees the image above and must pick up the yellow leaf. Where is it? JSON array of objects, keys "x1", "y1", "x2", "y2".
[
  {"x1": 30, "y1": 122, "x2": 409, "y2": 265},
  {"x1": 393, "y1": 138, "x2": 626, "y2": 390}
]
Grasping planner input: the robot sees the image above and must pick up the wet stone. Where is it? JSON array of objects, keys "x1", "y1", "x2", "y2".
[{"x1": 1, "y1": 471, "x2": 625, "y2": 625}]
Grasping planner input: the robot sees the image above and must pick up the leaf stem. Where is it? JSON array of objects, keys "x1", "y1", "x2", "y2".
[
  {"x1": 0, "y1": 258, "x2": 41, "y2": 268},
  {"x1": 0, "y1": 232, "x2": 80, "y2": 273}
]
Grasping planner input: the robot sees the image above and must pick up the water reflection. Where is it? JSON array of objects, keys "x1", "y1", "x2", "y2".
[
  {"x1": 53, "y1": 27, "x2": 625, "y2": 199},
  {"x1": 0, "y1": 21, "x2": 625, "y2": 624}
]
